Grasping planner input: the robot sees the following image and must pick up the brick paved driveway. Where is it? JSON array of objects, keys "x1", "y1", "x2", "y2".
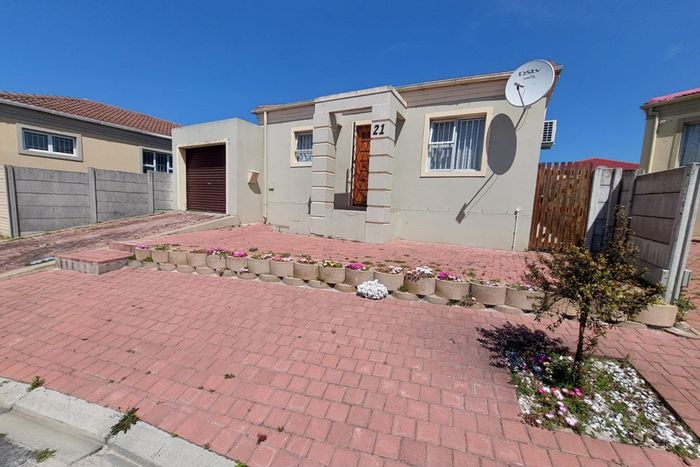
[
  {"x1": 683, "y1": 241, "x2": 700, "y2": 329},
  {"x1": 0, "y1": 212, "x2": 213, "y2": 274},
  {"x1": 0, "y1": 269, "x2": 698, "y2": 466},
  {"x1": 138, "y1": 224, "x2": 532, "y2": 283}
]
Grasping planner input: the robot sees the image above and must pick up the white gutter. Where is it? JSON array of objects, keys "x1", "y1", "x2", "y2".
[
  {"x1": 0, "y1": 99, "x2": 174, "y2": 139},
  {"x1": 646, "y1": 107, "x2": 660, "y2": 171},
  {"x1": 263, "y1": 110, "x2": 268, "y2": 222}
]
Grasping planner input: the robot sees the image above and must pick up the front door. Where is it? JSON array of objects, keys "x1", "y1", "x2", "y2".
[{"x1": 352, "y1": 125, "x2": 371, "y2": 207}]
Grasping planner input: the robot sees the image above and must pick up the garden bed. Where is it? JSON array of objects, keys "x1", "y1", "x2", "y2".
[{"x1": 480, "y1": 324, "x2": 700, "y2": 459}]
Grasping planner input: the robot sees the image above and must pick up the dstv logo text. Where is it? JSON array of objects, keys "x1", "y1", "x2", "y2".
[{"x1": 518, "y1": 68, "x2": 541, "y2": 76}]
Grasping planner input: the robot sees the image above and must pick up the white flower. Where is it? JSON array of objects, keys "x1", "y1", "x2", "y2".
[
  {"x1": 357, "y1": 280, "x2": 388, "y2": 300},
  {"x1": 565, "y1": 416, "x2": 578, "y2": 427}
]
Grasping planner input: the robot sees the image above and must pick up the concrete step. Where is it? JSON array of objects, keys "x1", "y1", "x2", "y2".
[{"x1": 56, "y1": 249, "x2": 131, "y2": 275}]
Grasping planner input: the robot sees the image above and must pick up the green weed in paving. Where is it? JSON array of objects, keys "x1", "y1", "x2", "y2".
[
  {"x1": 35, "y1": 448, "x2": 56, "y2": 463},
  {"x1": 28, "y1": 376, "x2": 44, "y2": 391},
  {"x1": 110, "y1": 407, "x2": 139, "y2": 436}
]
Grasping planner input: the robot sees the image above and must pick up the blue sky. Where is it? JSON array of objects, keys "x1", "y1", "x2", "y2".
[{"x1": 1, "y1": 1, "x2": 698, "y2": 163}]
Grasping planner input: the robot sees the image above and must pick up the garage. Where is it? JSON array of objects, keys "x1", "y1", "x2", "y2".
[{"x1": 185, "y1": 145, "x2": 226, "y2": 213}]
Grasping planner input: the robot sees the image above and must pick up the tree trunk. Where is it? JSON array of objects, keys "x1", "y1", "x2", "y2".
[{"x1": 573, "y1": 308, "x2": 588, "y2": 385}]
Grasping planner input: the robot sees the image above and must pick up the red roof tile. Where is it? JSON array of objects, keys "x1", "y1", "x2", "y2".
[
  {"x1": 0, "y1": 92, "x2": 178, "y2": 136},
  {"x1": 573, "y1": 158, "x2": 639, "y2": 170},
  {"x1": 645, "y1": 87, "x2": 700, "y2": 106}
]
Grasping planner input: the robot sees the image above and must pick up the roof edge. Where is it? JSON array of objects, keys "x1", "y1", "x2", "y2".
[
  {"x1": 0, "y1": 98, "x2": 174, "y2": 139},
  {"x1": 252, "y1": 63, "x2": 563, "y2": 115},
  {"x1": 641, "y1": 91, "x2": 700, "y2": 110}
]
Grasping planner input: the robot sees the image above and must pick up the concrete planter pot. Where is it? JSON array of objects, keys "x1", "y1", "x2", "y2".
[
  {"x1": 142, "y1": 261, "x2": 157, "y2": 270},
  {"x1": 238, "y1": 271, "x2": 258, "y2": 280},
  {"x1": 435, "y1": 279, "x2": 469, "y2": 301},
  {"x1": 393, "y1": 290, "x2": 418, "y2": 301},
  {"x1": 226, "y1": 256, "x2": 248, "y2": 272},
  {"x1": 345, "y1": 269, "x2": 374, "y2": 287},
  {"x1": 551, "y1": 298, "x2": 578, "y2": 318},
  {"x1": 168, "y1": 250, "x2": 188, "y2": 266},
  {"x1": 405, "y1": 277, "x2": 436, "y2": 296},
  {"x1": 187, "y1": 252, "x2": 207, "y2": 267},
  {"x1": 470, "y1": 282, "x2": 507, "y2": 306},
  {"x1": 206, "y1": 254, "x2": 227, "y2": 270},
  {"x1": 134, "y1": 249, "x2": 151, "y2": 261},
  {"x1": 294, "y1": 262, "x2": 318, "y2": 281},
  {"x1": 151, "y1": 249, "x2": 169, "y2": 263},
  {"x1": 128, "y1": 260, "x2": 142, "y2": 268},
  {"x1": 633, "y1": 303, "x2": 677, "y2": 328},
  {"x1": 505, "y1": 288, "x2": 544, "y2": 311},
  {"x1": 270, "y1": 261, "x2": 294, "y2": 278},
  {"x1": 319, "y1": 266, "x2": 345, "y2": 285},
  {"x1": 374, "y1": 272, "x2": 404, "y2": 292},
  {"x1": 247, "y1": 258, "x2": 270, "y2": 275}
]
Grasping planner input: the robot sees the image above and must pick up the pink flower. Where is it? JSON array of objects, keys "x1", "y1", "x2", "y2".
[
  {"x1": 346, "y1": 263, "x2": 366, "y2": 271},
  {"x1": 232, "y1": 250, "x2": 247, "y2": 257}
]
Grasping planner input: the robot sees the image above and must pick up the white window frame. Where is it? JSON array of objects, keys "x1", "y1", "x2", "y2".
[
  {"x1": 420, "y1": 108, "x2": 492, "y2": 177},
  {"x1": 141, "y1": 148, "x2": 173, "y2": 173},
  {"x1": 289, "y1": 126, "x2": 314, "y2": 167},
  {"x1": 17, "y1": 124, "x2": 83, "y2": 161}
]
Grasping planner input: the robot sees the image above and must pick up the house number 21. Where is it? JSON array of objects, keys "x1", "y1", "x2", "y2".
[{"x1": 372, "y1": 124, "x2": 385, "y2": 136}]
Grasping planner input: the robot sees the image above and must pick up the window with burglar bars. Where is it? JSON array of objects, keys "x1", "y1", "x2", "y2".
[
  {"x1": 294, "y1": 131, "x2": 313, "y2": 164},
  {"x1": 427, "y1": 117, "x2": 485, "y2": 172},
  {"x1": 22, "y1": 128, "x2": 76, "y2": 155},
  {"x1": 142, "y1": 150, "x2": 173, "y2": 173}
]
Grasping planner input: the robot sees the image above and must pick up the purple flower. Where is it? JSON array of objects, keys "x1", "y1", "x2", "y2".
[
  {"x1": 346, "y1": 263, "x2": 366, "y2": 270},
  {"x1": 135, "y1": 243, "x2": 150, "y2": 250},
  {"x1": 232, "y1": 250, "x2": 247, "y2": 257}
]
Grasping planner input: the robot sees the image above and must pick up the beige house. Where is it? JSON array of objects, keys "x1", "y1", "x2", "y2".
[
  {"x1": 0, "y1": 92, "x2": 178, "y2": 236},
  {"x1": 173, "y1": 64, "x2": 562, "y2": 250},
  {"x1": 640, "y1": 87, "x2": 700, "y2": 173}
]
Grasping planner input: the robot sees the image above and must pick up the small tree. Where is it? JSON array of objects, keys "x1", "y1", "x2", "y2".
[{"x1": 524, "y1": 207, "x2": 663, "y2": 384}]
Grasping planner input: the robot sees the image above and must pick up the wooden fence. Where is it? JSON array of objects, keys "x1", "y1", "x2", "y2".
[{"x1": 528, "y1": 162, "x2": 593, "y2": 251}]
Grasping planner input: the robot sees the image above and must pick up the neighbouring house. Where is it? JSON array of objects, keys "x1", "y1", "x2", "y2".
[
  {"x1": 640, "y1": 87, "x2": 700, "y2": 173},
  {"x1": 573, "y1": 157, "x2": 640, "y2": 170},
  {"x1": 0, "y1": 92, "x2": 179, "y2": 237},
  {"x1": 638, "y1": 86, "x2": 700, "y2": 237},
  {"x1": 173, "y1": 64, "x2": 562, "y2": 250}
]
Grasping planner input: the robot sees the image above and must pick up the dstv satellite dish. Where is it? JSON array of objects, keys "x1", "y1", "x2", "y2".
[{"x1": 506, "y1": 59, "x2": 555, "y2": 108}]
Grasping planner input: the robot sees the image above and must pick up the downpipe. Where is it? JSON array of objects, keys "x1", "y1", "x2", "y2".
[{"x1": 511, "y1": 208, "x2": 520, "y2": 251}]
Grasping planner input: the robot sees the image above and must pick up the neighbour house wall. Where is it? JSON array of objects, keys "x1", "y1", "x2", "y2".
[
  {"x1": 172, "y1": 118, "x2": 263, "y2": 223},
  {"x1": 4, "y1": 165, "x2": 174, "y2": 236},
  {"x1": 0, "y1": 103, "x2": 171, "y2": 173}
]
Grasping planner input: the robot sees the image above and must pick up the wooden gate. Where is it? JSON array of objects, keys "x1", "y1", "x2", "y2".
[
  {"x1": 352, "y1": 125, "x2": 371, "y2": 206},
  {"x1": 528, "y1": 162, "x2": 593, "y2": 251}
]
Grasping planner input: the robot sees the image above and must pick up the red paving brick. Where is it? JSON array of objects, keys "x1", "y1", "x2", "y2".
[
  {"x1": 0, "y1": 268, "x2": 699, "y2": 466},
  {"x1": 128, "y1": 223, "x2": 533, "y2": 283}
]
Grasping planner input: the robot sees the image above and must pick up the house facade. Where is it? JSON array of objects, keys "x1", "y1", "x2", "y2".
[
  {"x1": 173, "y1": 65, "x2": 561, "y2": 250},
  {"x1": 640, "y1": 87, "x2": 700, "y2": 173},
  {"x1": 0, "y1": 93, "x2": 178, "y2": 237}
]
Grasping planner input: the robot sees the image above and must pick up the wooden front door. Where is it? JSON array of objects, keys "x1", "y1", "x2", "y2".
[
  {"x1": 352, "y1": 125, "x2": 371, "y2": 206},
  {"x1": 185, "y1": 145, "x2": 226, "y2": 213}
]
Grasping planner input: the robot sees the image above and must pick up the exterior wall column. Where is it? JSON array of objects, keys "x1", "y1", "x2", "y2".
[
  {"x1": 365, "y1": 102, "x2": 397, "y2": 243},
  {"x1": 309, "y1": 108, "x2": 336, "y2": 236}
]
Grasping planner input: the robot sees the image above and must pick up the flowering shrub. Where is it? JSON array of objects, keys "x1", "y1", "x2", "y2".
[
  {"x1": 376, "y1": 265, "x2": 403, "y2": 274},
  {"x1": 357, "y1": 280, "x2": 388, "y2": 300},
  {"x1": 404, "y1": 266, "x2": 434, "y2": 281},
  {"x1": 321, "y1": 259, "x2": 343, "y2": 268},
  {"x1": 251, "y1": 252, "x2": 273, "y2": 260},
  {"x1": 345, "y1": 262, "x2": 367, "y2": 271},
  {"x1": 509, "y1": 282, "x2": 539, "y2": 291},
  {"x1": 231, "y1": 250, "x2": 248, "y2": 258},
  {"x1": 473, "y1": 279, "x2": 502, "y2": 287},
  {"x1": 295, "y1": 256, "x2": 316, "y2": 264},
  {"x1": 437, "y1": 271, "x2": 462, "y2": 282},
  {"x1": 270, "y1": 255, "x2": 293, "y2": 262},
  {"x1": 135, "y1": 243, "x2": 150, "y2": 250},
  {"x1": 206, "y1": 247, "x2": 228, "y2": 257},
  {"x1": 153, "y1": 244, "x2": 169, "y2": 251},
  {"x1": 190, "y1": 249, "x2": 206, "y2": 254}
]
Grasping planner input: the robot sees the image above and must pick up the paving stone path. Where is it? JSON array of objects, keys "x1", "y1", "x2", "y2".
[{"x1": 0, "y1": 268, "x2": 697, "y2": 466}]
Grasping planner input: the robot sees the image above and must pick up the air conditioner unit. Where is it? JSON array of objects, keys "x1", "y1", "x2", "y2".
[{"x1": 542, "y1": 120, "x2": 557, "y2": 149}]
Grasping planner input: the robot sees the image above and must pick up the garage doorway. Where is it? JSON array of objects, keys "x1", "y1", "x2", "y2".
[{"x1": 185, "y1": 145, "x2": 226, "y2": 213}]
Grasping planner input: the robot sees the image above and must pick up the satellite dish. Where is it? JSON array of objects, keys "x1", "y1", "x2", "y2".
[{"x1": 505, "y1": 59, "x2": 555, "y2": 108}]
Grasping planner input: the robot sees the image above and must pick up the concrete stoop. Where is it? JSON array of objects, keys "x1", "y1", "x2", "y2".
[
  {"x1": 56, "y1": 249, "x2": 132, "y2": 275},
  {"x1": 0, "y1": 378, "x2": 233, "y2": 466}
]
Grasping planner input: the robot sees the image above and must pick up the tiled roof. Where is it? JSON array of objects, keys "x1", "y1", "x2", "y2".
[
  {"x1": 0, "y1": 92, "x2": 179, "y2": 136},
  {"x1": 574, "y1": 158, "x2": 639, "y2": 169},
  {"x1": 644, "y1": 87, "x2": 700, "y2": 106}
]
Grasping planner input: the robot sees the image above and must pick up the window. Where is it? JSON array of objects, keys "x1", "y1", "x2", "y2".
[
  {"x1": 21, "y1": 128, "x2": 77, "y2": 157},
  {"x1": 294, "y1": 131, "x2": 313, "y2": 163},
  {"x1": 142, "y1": 150, "x2": 173, "y2": 173},
  {"x1": 427, "y1": 117, "x2": 485, "y2": 172},
  {"x1": 680, "y1": 123, "x2": 700, "y2": 166},
  {"x1": 290, "y1": 127, "x2": 313, "y2": 167}
]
